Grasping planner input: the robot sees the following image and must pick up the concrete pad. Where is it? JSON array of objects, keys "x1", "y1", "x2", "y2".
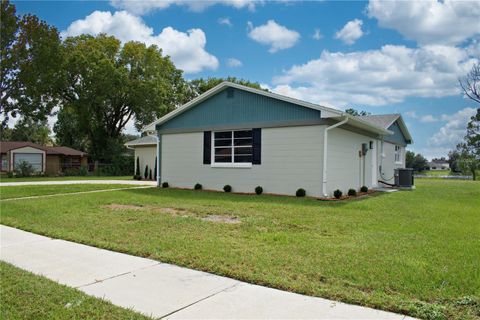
[
  {"x1": 1, "y1": 228, "x2": 158, "y2": 287},
  {"x1": 167, "y1": 283, "x2": 410, "y2": 320},
  {"x1": 80, "y1": 263, "x2": 239, "y2": 318},
  {"x1": 0, "y1": 224, "x2": 52, "y2": 247}
]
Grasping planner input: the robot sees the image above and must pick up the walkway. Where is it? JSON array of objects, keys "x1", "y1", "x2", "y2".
[
  {"x1": 0, "y1": 180, "x2": 156, "y2": 187},
  {"x1": 0, "y1": 225, "x2": 415, "y2": 319}
]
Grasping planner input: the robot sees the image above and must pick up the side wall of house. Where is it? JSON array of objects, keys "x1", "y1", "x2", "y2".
[
  {"x1": 161, "y1": 125, "x2": 324, "y2": 197},
  {"x1": 134, "y1": 146, "x2": 157, "y2": 178},
  {"x1": 378, "y1": 141, "x2": 405, "y2": 184},
  {"x1": 46, "y1": 155, "x2": 60, "y2": 175},
  {"x1": 326, "y1": 127, "x2": 377, "y2": 195}
]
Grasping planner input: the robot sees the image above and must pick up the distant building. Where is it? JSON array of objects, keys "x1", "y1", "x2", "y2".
[{"x1": 428, "y1": 158, "x2": 450, "y2": 170}]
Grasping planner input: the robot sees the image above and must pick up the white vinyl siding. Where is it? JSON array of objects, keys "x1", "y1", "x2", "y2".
[{"x1": 394, "y1": 145, "x2": 402, "y2": 164}]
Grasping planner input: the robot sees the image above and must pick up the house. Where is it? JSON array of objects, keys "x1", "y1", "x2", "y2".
[
  {"x1": 124, "y1": 135, "x2": 157, "y2": 177},
  {"x1": 427, "y1": 159, "x2": 450, "y2": 170},
  {"x1": 138, "y1": 82, "x2": 412, "y2": 197},
  {"x1": 0, "y1": 141, "x2": 88, "y2": 175}
]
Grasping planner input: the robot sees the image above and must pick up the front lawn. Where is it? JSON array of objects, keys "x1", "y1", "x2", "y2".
[
  {"x1": 0, "y1": 184, "x2": 140, "y2": 200},
  {"x1": 0, "y1": 262, "x2": 150, "y2": 319},
  {"x1": 0, "y1": 174, "x2": 133, "y2": 182},
  {"x1": 1, "y1": 179, "x2": 479, "y2": 319}
]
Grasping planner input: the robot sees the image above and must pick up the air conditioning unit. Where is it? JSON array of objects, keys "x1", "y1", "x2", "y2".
[{"x1": 394, "y1": 168, "x2": 414, "y2": 189}]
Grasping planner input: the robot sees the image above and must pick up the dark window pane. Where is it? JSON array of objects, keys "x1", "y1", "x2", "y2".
[
  {"x1": 234, "y1": 130, "x2": 252, "y2": 138},
  {"x1": 214, "y1": 139, "x2": 232, "y2": 147},
  {"x1": 215, "y1": 155, "x2": 232, "y2": 163},
  {"x1": 234, "y1": 147, "x2": 252, "y2": 155},
  {"x1": 234, "y1": 138, "x2": 252, "y2": 146},
  {"x1": 234, "y1": 155, "x2": 252, "y2": 163},
  {"x1": 214, "y1": 148, "x2": 232, "y2": 156},
  {"x1": 214, "y1": 131, "x2": 232, "y2": 139}
]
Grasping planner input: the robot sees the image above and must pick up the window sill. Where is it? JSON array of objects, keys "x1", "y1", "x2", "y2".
[{"x1": 211, "y1": 163, "x2": 252, "y2": 168}]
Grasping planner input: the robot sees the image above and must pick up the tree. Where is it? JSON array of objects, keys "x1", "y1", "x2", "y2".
[
  {"x1": 187, "y1": 77, "x2": 265, "y2": 98},
  {"x1": 154, "y1": 156, "x2": 157, "y2": 181},
  {"x1": 54, "y1": 34, "x2": 188, "y2": 162},
  {"x1": 455, "y1": 108, "x2": 480, "y2": 180},
  {"x1": 345, "y1": 108, "x2": 371, "y2": 116},
  {"x1": 413, "y1": 153, "x2": 428, "y2": 172},
  {"x1": 135, "y1": 156, "x2": 140, "y2": 177},
  {"x1": 1, "y1": 0, "x2": 63, "y2": 126},
  {"x1": 448, "y1": 150, "x2": 461, "y2": 173},
  {"x1": 459, "y1": 61, "x2": 480, "y2": 105},
  {"x1": 7, "y1": 117, "x2": 52, "y2": 145},
  {"x1": 406, "y1": 150, "x2": 415, "y2": 169},
  {"x1": 144, "y1": 165, "x2": 149, "y2": 180}
]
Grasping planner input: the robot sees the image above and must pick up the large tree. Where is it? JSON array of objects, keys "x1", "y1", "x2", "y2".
[
  {"x1": 54, "y1": 34, "x2": 188, "y2": 161},
  {"x1": 1, "y1": 0, "x2": 63, "y2": 126},
  {"x1": 7, "y1": 117, "x2": 52, "y2": 145},
  {"x1": 188, "y1": 77, "x2": 265, "y2": 98},
  {"x1": 460, "y1": 61, "x2": 480, "y2": 105},
  {"x1": 345, "y1": 108, "x2": 371, "y2": 116},
  {"x1": 455, "y1": 108, "x2": 480, "y2": 180}
]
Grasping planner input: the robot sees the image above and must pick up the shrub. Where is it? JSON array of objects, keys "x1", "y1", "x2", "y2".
[
  {"x1": 162, "y1": 182, "x2": 169, "y2": 188},
  {"x1": 14, "y1": 161, "x2": 35, "y2": 177},
  {"x1": 78, "y1": 166, "x2": 88, "y2": 176},
  {"x1": 7, "y1": 171, "x2": 14, "y2": 178},
  {"x1": 63, "y1": 168, "x2": 80, "y2": 176},
  {"x1": 255, "y1": 186, "x2": 263, "y2": 195},
  {"x1": 333, "y1": 189, "x2": 342, "y2": 199},
  {"x1": 360, "y1": 186, "x2": 368, "y2": 193},
  {"x1": 223, "y1": 185, "x2": 232, "y2": 192},
  {"x1": 296, "y1": 188, "x2": 306, "y2": 197},
  {"x1": 144, "y1": 165, "x2": 149, "y2": 180},
  {"x1": 149, "y1": 169, "x2": 152, "y2": 180},
  {"x1": 348, "y1": 188, "x2": 357, "y2": 196},
  {"x1": 194, "y1": 183, "x2": 202, "y2": 190},
  {"x1": 135, "y1": 157, "x2": 140, "y2": 177},
  {"x1": 133, "y1": 175, "x2": 142, "y2": 180}
]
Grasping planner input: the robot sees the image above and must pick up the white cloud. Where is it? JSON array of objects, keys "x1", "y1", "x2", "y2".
[
  {"x1": 367, "y1": 0, "x2": 480, "y2": 45},
  {"x1": 271, "y1": 44, "x2": 477, "y2": 107},
  {"x1": 61, "y1": 11, "x2": 218, "y2": 74},
  {"x1": 110, "y1": 0, "x2": 260, "y2": 15},
  {"x1": 428, "y1": 107, "x2": 477, "y2": 151},
  {"x1": 218, "y1": 17, "x2": 232, "y2": 27},
  {"x1": 247, "y1": 20, "x2": 300, "y2": 53},
  {"x1": 405, "y1": 111, "x2": 417, "y2": 119},
  {"x1": 420, "y1": 115, "x2": 438, "y2": 123},
  {"x1": 335, "y1": 19, "x2": 363, "y2": 45},
  {"x1": 227, "y1": 58, "x2": 242, "y2": 67},
  {"x1": 312, "y1": 28, "x2": 322, "y2": 40}
]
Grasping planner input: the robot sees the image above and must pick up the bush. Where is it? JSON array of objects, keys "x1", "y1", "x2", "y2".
[
  {"x1": 7, "y1": 171, "x2": 14, "y2": 178},
  {"x1": 360, "y1": 186, "x2": 368, "y2": 193},
  {"x1": 144, "y1": 165, "x2": 149, "y2": 180},
  {"x1": 348, "y1": 188, "x2": 357, "y2": 196},
  {"x1": 296, "y1": 188, "x2": 306, "y2": 197},
  {"x1": 333, "y1": 189, "x2": 342, "y2": 199},
  {"x1": 149, "y1": 169, "x2": 152, "y2": 180},
  {"x1": 194, "y1": 183, "x2": 202, "y2": 190},
  {"x1": 162, "y1": 182, "x2": 169, "y2": 188},
  {"x1": 133, "y1": 175, "x2": 142, "y2": 180},
  {"x1": 223, "y1": 185, "x2": 232, "y2": 193},
  {"x1": 255, "y1": 186, "x2": 263, "y2": 195},
  {"x1": 64, "y1": 166, "x2": 88, "y2": 177},
  {"x1": 14, "y1": 161, "x2": 35, "y2": 177}
]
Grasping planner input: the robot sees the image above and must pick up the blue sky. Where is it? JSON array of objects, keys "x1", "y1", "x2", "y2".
[{"x1": 13, "y1": 0, "x2": 480, "y2": 159}]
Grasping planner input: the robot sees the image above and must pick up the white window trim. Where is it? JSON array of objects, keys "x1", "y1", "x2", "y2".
[
  {"x1": 211, "y1": 129, "x2": 253, "y2": 168},
  {"x1": 394, "y1": 145, "x2": 402, "y2": 164}
]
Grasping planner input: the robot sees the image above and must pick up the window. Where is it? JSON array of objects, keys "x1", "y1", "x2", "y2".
[
  {"x1": 395, "y1": 145, "x2": 402, "y2": 163},
  {"x1": 213, "y1": 130, "x2": 252, "y2": 167}
]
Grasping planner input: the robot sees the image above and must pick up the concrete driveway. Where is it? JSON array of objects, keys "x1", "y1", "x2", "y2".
[
  {"x1": 0, "y1": 225, "x2": 415, "y2": 319},
  {"x1": 0, "y1": 180, "x2": 156, "y2": 187}
]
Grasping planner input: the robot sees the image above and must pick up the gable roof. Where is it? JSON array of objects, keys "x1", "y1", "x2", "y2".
[
  {"x1": 143, "y1": 82, "x2": 392, "y2": 136},
  {"x1": 357, "y1": 114, "x2": 413, "y2": 143},
  {"x1": 0, "y1": 141, "x2": 46, "y2": 153},
  {"x1": 125, "y1": 135, "x2": 157, "y2": 147},
  {"x1": 46, "y1": 146, "x2": 87, "y2": 157}
]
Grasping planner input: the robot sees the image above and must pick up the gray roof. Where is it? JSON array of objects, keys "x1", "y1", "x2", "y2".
[
  {"x1": 356, "y1": 114, "x2": 400, "y2": 129},
  {"x1": 125, "y1": 135, "x2": 157, "y2": 147}
]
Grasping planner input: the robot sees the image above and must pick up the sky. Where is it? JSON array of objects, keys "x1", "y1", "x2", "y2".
[{"x1": 12, "y1": 0, "x2": 480, "y2": 159}]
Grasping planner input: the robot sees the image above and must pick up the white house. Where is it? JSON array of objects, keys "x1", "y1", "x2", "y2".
[{"x1": 137, "y1": 82, "x2": 412, "y2": 197}]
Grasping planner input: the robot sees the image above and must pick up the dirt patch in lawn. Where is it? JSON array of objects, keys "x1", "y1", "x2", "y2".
[{"x1": 101, "y1": 204, "x2": 240, "y2": 224}]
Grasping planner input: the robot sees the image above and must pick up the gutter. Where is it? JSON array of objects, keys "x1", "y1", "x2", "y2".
[{"x1": 322, "y1": 116, "x2": 349, "y2": 197}]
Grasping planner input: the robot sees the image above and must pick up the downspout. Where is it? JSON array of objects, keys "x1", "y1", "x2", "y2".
[{"x1": 322, "y1": 117, "x2": 348, "y2": 197}]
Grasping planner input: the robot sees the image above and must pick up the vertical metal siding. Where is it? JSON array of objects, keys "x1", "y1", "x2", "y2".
[
  {"x1": 386, "y1": 121, "x2": 408, "y2": 145},
  {"x1": 158, "y1": 88, "x2": 321, "y2": 131}
]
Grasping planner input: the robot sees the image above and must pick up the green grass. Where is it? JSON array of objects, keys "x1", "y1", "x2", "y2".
[
  {"x1": 0, "y1": 184, "x2": 141, "y2": 200},
  {"x1": 423, "y1": 170, "x2": 452, "y2": 176},
  {"x1": 1, "y1": 179, "x2": 479, "y2": 319},
  {"x1": 0, "y1": 174, "x2": 133, "y2": 182},
  {"x1": 0, "y1": 261, "x2": 150, "y2": 319}
]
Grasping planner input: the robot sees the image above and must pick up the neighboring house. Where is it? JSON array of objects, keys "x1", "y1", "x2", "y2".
[
  {"x1": 124, "y1": 135, "x2": 157, "y2": 177},
  {"x1": 0, "y1": 141, "x2": 88, "y2": 175},
  {"x1": 428, "y1": 159, "x2": 450, "y2": 170},
  {"x1": 140, "y1": 82, "x2": 412, "y2": 197}
]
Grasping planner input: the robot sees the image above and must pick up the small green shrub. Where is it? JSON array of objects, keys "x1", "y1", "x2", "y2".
[
  {"x1": 360, "y1": 186, "x2": 368, "y2": 192},
  {"x1": 296, "y1": 188, "x2": 306, "y2": 197},
  {"x1": 7, "y1": 171, "x2": 14, "y2": 178},
  {"x1": 255, "y1": 186, "x2": 263, "y2": 195},
  {"x1": 348, "y1": 188, "x2": 357, "y2": 196},
  {"x1": 133, "y1": 175, "x2": 142, "y2": 180},
  {"x1": 194, "y1": 183, "x2": 202, "y2": 190},
  {"x1": 14, "y1": 161, "x2": 35, "y2": 177},
  {"x1": 144, "y1": 165, "x2": 149, "y2": 180},
  {"x1": 162, "y1": 182, "x2": 169, "y2": 188},
  {"x1": 149, "y1": 169, "x2": 152, "y2": 180},
  {"x1": 223, "y1": 185, "x2": 232, "y2": 192},
  {"x1": 333, "y1": 189, "x2": 342, "y2": 199}
]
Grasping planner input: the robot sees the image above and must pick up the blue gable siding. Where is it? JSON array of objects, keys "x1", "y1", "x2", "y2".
[
  {"x1": 386, "y1": 121, "x2": 409, "y2": 145},
  {"x1": 157, "y1": 87, "x2": 321, "y2": 132}
]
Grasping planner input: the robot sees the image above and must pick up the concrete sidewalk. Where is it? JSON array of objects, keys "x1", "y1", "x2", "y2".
[
  {"x1": 0, "y1": 180, "x2": 156, "y2": 187},
  {"x1": 0, "y1": 225, "x2": 414, "y2": 319}
]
